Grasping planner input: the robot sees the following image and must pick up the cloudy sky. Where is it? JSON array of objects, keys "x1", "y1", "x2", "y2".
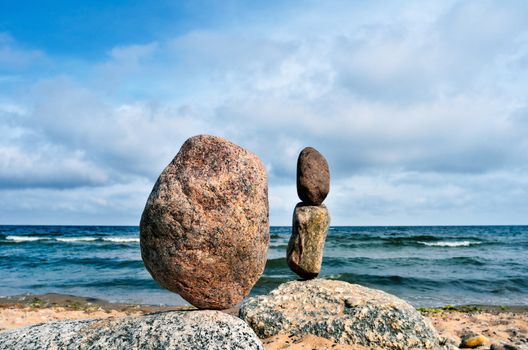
[{"x1": 1, "y1": 1, "x2": 528, "y2": 226}]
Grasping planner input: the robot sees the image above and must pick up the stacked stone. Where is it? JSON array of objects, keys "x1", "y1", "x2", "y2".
[{"x1": 287, "y1": 147, "x2": 330, "y2": 279}]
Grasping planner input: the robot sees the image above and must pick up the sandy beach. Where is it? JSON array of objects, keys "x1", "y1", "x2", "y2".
[{"x1": 1, "y1": 294, "x2": 526, "y2": 349}]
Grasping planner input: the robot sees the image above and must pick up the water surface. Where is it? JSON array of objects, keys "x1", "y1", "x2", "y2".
[{"x1": 1, "y1": 225, "x2": 526, "y2": 307}]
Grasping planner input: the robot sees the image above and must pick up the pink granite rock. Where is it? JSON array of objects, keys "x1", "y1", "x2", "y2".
[{"x1": 140, "y1": 135, "x2": 269, "y2": 309}]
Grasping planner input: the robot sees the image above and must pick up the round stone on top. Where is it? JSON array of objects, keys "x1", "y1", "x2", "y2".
[{"x1": 296, "y1": 147, "x2": 330, "y2": 205}]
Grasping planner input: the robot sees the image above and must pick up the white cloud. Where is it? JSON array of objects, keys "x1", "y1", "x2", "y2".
[
  {"x1": 2, "y1": 1, "x2": 528, "y2": 224},
  {"x1": 0, "y1": 179, "x2": 151, "y2": 225},
  {"x1": 0, "y1": 32, "x2": 44, "y2": 69}
]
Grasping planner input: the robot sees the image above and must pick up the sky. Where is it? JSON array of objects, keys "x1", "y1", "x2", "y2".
[{"x1": 1, "y1": 0, "x2": 528, "y2": 226}]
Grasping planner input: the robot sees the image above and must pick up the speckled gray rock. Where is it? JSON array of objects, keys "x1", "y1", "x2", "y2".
[
  {"x1": 140, "y1": 135, "x2": 269, "y2": 309},
  {"x1": 296, "y1": 147, "x2": 330, "y2": 205},
  {"x1": 0, "y1": 310, "x2": 264, "y2": 350},
  {"x1": 287, "y1": 203, "x2": 330, "y2": 279},
  {"x1": 239, "y1": 279, "x2": 445, "y2": 350}
]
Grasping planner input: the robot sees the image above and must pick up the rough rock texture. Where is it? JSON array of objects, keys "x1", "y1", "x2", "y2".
[
  {"x1": 140, "y1": 135, "x2": 269, "y2": 309},
  {"x1": 0, "y1": 310, "x2": 264, "y2": 350},
  {"x1": 287, "y1": 203, "x2": 330, "y2": 279},
  {"x1": 296, "y1": 147, "x2": 330, "y2": 205},
  {"x1": 240, "y1": 279, "x2": 445, "y2": 350}
]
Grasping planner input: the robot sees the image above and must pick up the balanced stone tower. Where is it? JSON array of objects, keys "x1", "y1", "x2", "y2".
[{"x1": 287, "y1": 147, "x2": 330, "y2": 279}]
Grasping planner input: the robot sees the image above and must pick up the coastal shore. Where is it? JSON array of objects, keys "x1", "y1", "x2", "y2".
[{"x1": 1, "y1": 293, "x2": 527, "y2": 349}]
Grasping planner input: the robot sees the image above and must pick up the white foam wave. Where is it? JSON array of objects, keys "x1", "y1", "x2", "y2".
[
  {"x1": 102, "y1": 237, "x2": 140, "y2": 243},
  {"x1": 6, "y1": 236, "x2": 49, "y2": 242},
  {"x1": 419, "y1": 241, "x2": 480, "y2": 247},
  {"x1": 5, "y1": 235, "x2": 139, "y2": 243},
  {"x1": 56, "y1": 237, "x2": 98, "y2": 242}
]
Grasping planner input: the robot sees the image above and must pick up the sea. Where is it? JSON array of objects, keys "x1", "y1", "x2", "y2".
[{"x1": 1, "y1": 225, "x2": 527, "y2": 307}]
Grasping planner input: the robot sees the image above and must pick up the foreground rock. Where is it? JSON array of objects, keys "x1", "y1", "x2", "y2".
[
  {"x1": 287, "y1": 203, "x2": 330, "y2": 279},
  {"x1": 140, "y1": 135, "x2": 269, "y2": 309},
  {"x1": 240, "y1": 279, "x2": 445, "y2": 349},
  {"x1": 296, "y1": 147, "x2": 330, "y2": 205},
  {"x1": 0, "y1": 310, "x2": 264, "y2": 350}
]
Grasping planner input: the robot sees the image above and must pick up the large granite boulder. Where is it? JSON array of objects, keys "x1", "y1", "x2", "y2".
[
  {"x1": 140, "y1": 135, "x2": 269, "y2": 309},
  {"x1": 0, "y1": 310, "x2": 264, "y2": 350},
  {"x1": 296, "y1": 147, "x2": 330, "y2": 205},
  {"x1": 287, "y1": 203, "x2": 330, "y2": 279},
  {"x1": 239, "y1": 279, "x2": 446, "y2": 350}
]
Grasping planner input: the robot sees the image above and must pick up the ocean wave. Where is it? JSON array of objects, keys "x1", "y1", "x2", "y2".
[
  {"x1": 321, "y1": 255, "x2": 487, "y2": 268},
  {"x1": 56, "y1": 237, "x2": 98, "y2": 242},
  {"x1": 6, "y1": 236, "x2": 50, "y2": 242},
  {"x1": 4, "y1": 235, "x2": 139, "y2": 244},
  {"x1": 265, "y1": 257, "x2": 288, "y2": 269},
  {"x1": 327, "y1": 233, "x2": 487, "y2": 247},
  {"x1": 325, "y1": 273, "x2": 528, "y2": 295},
  {"x1": 269, "y1": 243, "x2": 288, "y2": 250},
  {"x1": 102, "y1": 237, "x2": 140, "y2": 243},
  {"x1": 418, "y1": 241, "x2": 480, "y2": 247},
  {"x1": 330, "y1": 234, "x2": 443, "y2": 242}
]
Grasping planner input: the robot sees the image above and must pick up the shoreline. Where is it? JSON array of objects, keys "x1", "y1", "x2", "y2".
[
  {"x1": 3, "y1": 292, "x2": 528, "y2": 314},
  {"x1": 2, "y1": 293, "x2": 527, "y2": 349},
  {"x1": 0, "y1": 293, "x2": 192, "y2": 332},
  {"x1": 0, "y1": 293, "x2": 193, "y2": 314}
]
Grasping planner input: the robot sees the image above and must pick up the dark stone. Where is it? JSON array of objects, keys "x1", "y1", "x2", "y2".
[
  {"x1": 490, "y1": 343, "x2": 519, "y2": 350},
  {"x1": 296, "y1": 147, "x2": 330, "y2": 205}
]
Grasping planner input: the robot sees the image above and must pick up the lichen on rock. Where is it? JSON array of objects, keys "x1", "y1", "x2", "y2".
[{"x1": 240, "y1": 279, "x2": 447, "y2": 350}]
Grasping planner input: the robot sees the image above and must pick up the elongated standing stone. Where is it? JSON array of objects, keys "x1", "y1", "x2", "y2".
[
  {"x1": 287, "y1": 203, "x2": 330, "y2": 279},
  {"x1": 140, "y1": 135, "x2": 269, "y2": 309}
]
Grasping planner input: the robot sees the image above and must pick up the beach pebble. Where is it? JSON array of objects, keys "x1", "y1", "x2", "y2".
[
  {"x1": 287, "y1": 203, "x2": 330, "y2": 279},
  {"x1": 240, "y1": 279, "x2": 444, "y2": 349},
  {"x1": 490, "y1": 343, "x2": 519, "y2": 350},
  {"x1": 0, "y1": 310, "x2": 264, "y2": 350},
  {"x1": 459, "y1": 332, "x2": 488, "y2": 348},
  {"x1": 296, "y1": 147, "x2": 330, "y2": 205},
  {"x1": 140, "y1": 135, "x2": 269, "y2": 309}
]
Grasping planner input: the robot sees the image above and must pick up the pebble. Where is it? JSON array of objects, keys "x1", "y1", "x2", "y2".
[
  {"x1": 490, "y1": 343, "x2": 519, "y2": 350},
  {"x1": 459, "y1": 332, "x2": 487, "y2": 348}
]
